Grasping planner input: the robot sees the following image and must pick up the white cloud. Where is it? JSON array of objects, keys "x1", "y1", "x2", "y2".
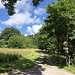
[
  {"x1": 15, "y1": 0, "x2": 32, "y2": 13},
  {"x1": 26, "y1": 24, "x2": 42, "y2": 34},
  {"x1": 34, "y1": 7, "x2": 45, "y2": 15},
  {"x1": 2, "y1": 12, "x2": 41, "y2": 28},
  {"x1": 0, "y1": 0, "x2": 5, "y2": 9},
  {"x1": 1, "y1": 0, "x2": 41, "y2": 28},
  {"x1": 24, "y1": 34, "x2": 28, "y2": 36},
  {"x1": 32, "y1": 25, "x2": 42, "y2": 33},
  {"x1": 26, "y1": 27, "x2": 33, "y2": 34}
]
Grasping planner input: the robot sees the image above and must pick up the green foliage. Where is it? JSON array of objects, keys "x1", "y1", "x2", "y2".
[
  {"x1": 42, "y1": 0, "x2": 75, "y2": 52},
  {"x1": 32, "y1": 0, "x2": 44, "y2": 6},
  {"x1": 25, "y1": 34, "x2": 39, "y2": 48},
  {"x1": 8, "y1": 35, "x2": 24, "y2": 48},
  {"x1": 0, "y1": 27, "x2": 38, "y2": 49},
  {"x1": 1, "y1": 0, "x2": 44, "y2": 16},
  {"x1": 8, "y1": 34, "x2": 38, "y2": 48},
  {"x1": 50, "y1": 54, "x2": 66, "y2": 68},
  {"x1": 38, "y1": 0, "x2": 75, "y2": 67},
  {"x1": 0, "y1": 39, "x2": 5, "y2": 48},
  {"x1": 64, "y1": 66, "x2": 75, "y2": 74},
  {"x1": 1, "y1": 27, "x2": 21, "y2": 41}
]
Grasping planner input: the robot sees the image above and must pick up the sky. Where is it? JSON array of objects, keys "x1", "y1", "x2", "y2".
[{"x1": 0, "y1": 0, "x2": 57, "y2": 36}]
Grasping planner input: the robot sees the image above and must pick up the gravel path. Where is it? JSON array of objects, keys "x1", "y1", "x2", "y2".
[{"x1": 2, "y1": 53, "x2": 75, "y2": 75}]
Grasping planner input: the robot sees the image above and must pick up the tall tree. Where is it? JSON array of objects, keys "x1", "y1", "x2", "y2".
[{"x1": 44, "y1": 0, "x2": 75, "y2": 54}]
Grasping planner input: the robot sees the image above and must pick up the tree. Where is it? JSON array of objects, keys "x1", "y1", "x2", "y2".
[
  {"x1": 38, "y1": 24, "x2": 57, "y2": 52},
  {"x1": 44, "y1": 0, "x2": 75, "y2": 54},
  {"x1": 26, "y1": 34, "x2": 39, "y2": 48},
  {"x1": 0, "y1": 39, "x2": 5, "y2": 48},
  {"x1": 38, "y1": 0, "x2": 75, "y2": 66},
  {"x1": 8, "y1": 35, "x2": 25, "y2": 48},
  {"x1": 1, "y1": 27, "x2": 21, "y2": 40},
  {"x1": 1, "y1": 0, "x2": 44, "y2": 16},
  {"x1": 8, "y1": 35, "x2": 38, "y2": 48}
]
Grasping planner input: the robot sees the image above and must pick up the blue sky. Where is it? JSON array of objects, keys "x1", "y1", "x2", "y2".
[{"x1": 0, "y1": 0, "x2": 57, "y2": 36}]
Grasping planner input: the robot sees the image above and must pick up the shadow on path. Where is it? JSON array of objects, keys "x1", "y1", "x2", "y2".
[
  {"x1": 7, "y1": 54, "x2": 46, "y2": 75},
  {"x1": 36, "y1": 51, "x2": 54, "y2": 66},
  {"x1": 3, "y1": 51, "x2": 74, "y2": 75}
]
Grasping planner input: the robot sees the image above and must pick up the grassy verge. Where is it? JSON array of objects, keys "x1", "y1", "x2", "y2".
[
  {"x1": 50, "y1": 53, "x2": 75, "y2": 74},
  {"x1": 64, "y1": 66, "x2": 75, "y2": 74},
  {"x1": 0, "y1": 48, "x2": 40, "y2": 73}
]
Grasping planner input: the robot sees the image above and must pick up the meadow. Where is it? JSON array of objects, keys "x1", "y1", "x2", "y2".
[{"x1": 0, "y1": 48, "x2": 40, "y2": 73}]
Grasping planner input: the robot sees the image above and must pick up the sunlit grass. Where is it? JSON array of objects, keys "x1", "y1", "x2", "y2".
[
  {"x1": 64, "y1": 66, "x2": 75, "y2": 74},
  {"x1": 0, "y1": 48, "x2": 40, "y2": 73}
]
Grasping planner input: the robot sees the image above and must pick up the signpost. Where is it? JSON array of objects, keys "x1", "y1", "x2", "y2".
[
  {"x1": 63, "y1": 41, "x2": 68, "y2": 47},
  {"x1": 63, "y1": 41, "x2": 70, "y2": 66}
]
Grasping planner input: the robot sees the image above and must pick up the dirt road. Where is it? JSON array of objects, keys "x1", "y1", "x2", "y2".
[{"x1": 2, "y1": 54, "x2": 75, "y2": 75}]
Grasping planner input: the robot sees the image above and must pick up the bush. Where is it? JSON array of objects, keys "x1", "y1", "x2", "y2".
[
  {"x1": 8, "y1": 35, "x2": 25, "y2": 48},
  {"x1": 0, "y1": 39, "x2": 5, "y2": 48},
  {"x1": 8, "y1": 35, "x2": 38, "y2": 49}
]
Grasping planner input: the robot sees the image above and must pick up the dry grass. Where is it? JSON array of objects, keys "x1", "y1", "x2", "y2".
[
  {"x1": 0, "y1": 48, "x2": 40, "y2": 55},
  {"x1": 0, "y1": 48, "x2": 40, "y2": 73}
]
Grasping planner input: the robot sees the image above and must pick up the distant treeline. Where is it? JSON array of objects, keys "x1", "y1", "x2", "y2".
[{"x1": 0, "y1": 27, "x2": 38, "y2": 49}]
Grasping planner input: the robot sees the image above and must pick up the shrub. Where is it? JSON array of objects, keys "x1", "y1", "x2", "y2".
[{"x1": 0, "y1": 39, "x2": 5, "y2": 48}]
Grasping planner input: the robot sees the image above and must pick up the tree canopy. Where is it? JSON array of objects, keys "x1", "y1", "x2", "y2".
[
  {"x1": 0, "y1": 27, "x2": 38, "y2": 48},
  {"x1": 1, "y1": 0, "x2": 44, "y2": 16},
  {"x1": 38, "y1": 0, "x2": 75, "y2": 55},
  {"x1": 0, "y1": 27, "x2": 21, "y2": 40}
]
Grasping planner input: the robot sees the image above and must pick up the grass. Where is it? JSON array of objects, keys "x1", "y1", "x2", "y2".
[
  {"x1": 64, "y1": 66, "x2": 75, "y2": 73},
  {"x1": 49, "y1": 53, "x2": 75, "y2": 74},
  {"x1": 0, "y1": 48, "x2": 40, "y2": 73}
]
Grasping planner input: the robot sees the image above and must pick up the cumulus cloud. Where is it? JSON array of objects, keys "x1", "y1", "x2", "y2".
[
  {"x1": 15, "y1": 0, "x2": 32, "y2": 13},
  {"x1": 2, "y1": 12, "x2": 41, "y2": 28},
  {"x1": 0, "y1": 0, "x2": 5, "y2": 9},
  {"x1": 26, "y1": 24, "x2": 42, "y2": 34},
  {"x1": 1, "y1": 0, "x2": 41, "y2": 28},
  {"x1": 26, "y1": 27, "x2": 33, "y2": 34},
  {"x1": 34, "y1": 7, "x2": 45, "y2": 15}
]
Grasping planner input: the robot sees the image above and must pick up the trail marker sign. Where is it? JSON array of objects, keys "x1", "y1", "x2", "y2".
[{"x1": 63, "y1": 41, "x2": 68, "y2": 47}]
